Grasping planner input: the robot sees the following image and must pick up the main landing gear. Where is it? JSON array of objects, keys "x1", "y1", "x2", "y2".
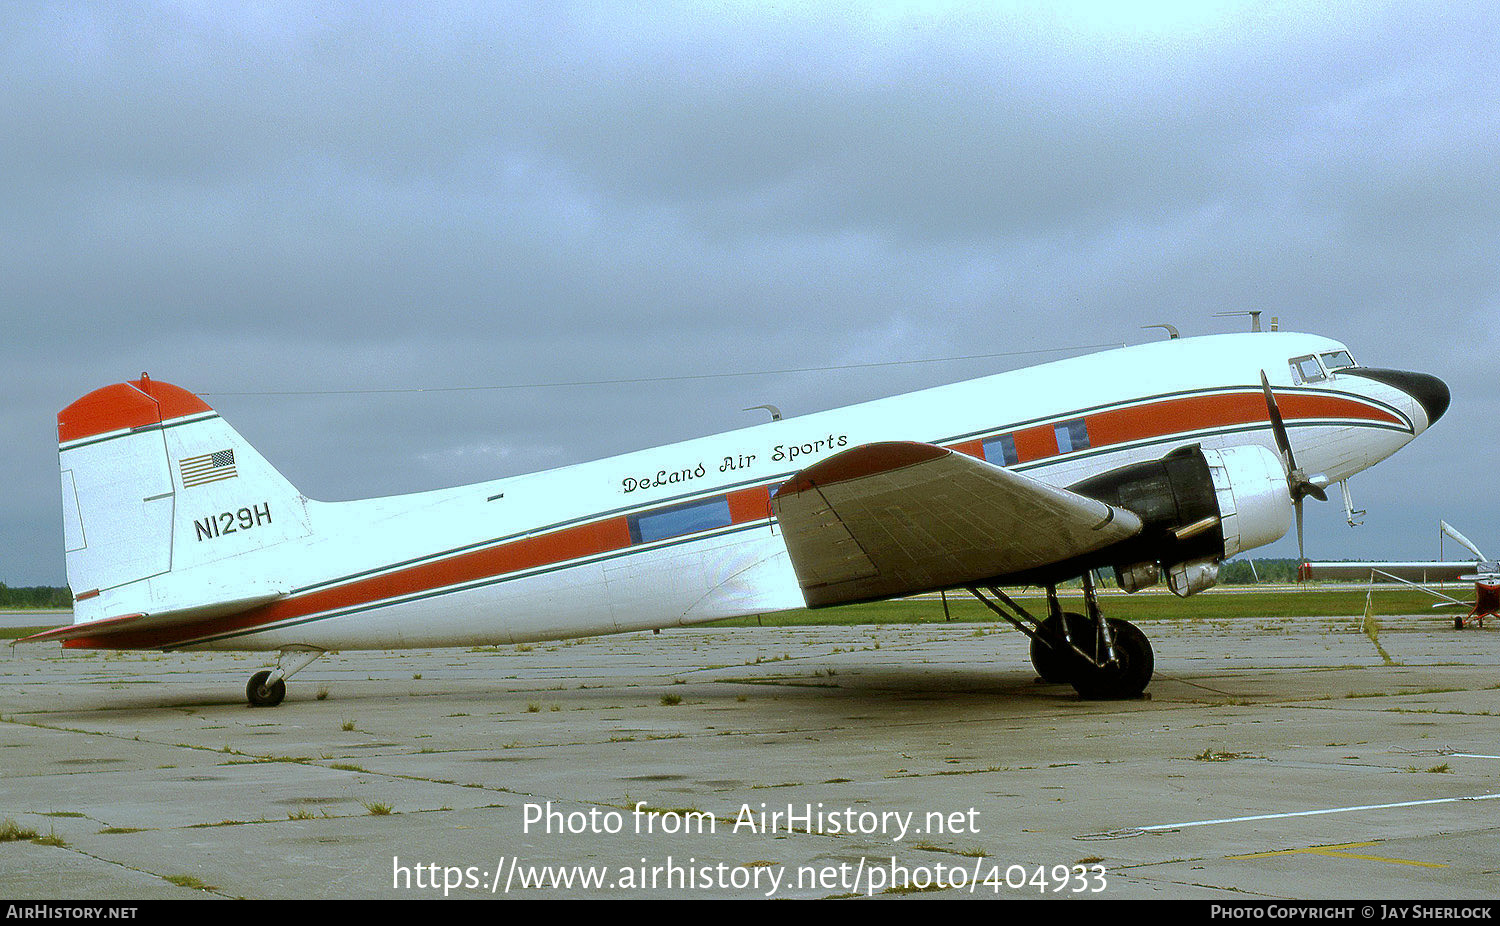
[
  {"x1": 966, "y1": 571, "x2": 1154, "y2": 700},
  {"x1": 246, "y1": 648, "x2": 326, "y2": 707}
]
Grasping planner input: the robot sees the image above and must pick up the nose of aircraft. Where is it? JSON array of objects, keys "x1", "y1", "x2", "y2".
[
  {"x1": 1344, "y1": 368, "x2": 1450, "y2": 430},
  {"x1": 1403, "y1": 371, "x2": 1451, "y2": 426}
]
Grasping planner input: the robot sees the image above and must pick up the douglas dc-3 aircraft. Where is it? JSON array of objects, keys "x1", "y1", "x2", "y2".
[{"x1": 24, "y1": 332, "x2": 1449, "y2": 706}]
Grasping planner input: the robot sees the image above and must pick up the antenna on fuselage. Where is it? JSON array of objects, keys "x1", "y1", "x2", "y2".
[
  {"x1": 1214, "y1": 311, "x2": 1264, "y2": 332},
  {"x1": 744, "y1": 404, "x2": 783, "y2": 422},
  {"x1": 1141, "y1": 324, "x2": 1179, "y2": 340}
]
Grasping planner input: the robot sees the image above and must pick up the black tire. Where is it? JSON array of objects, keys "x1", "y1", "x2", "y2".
[
  {"x1": 1456, "y1": 616, "x2": 1466, "y2": 630},
  {"x1": 246, "y1": 670, "x2": 286, "y2": 707},
  {"x1": 1030, "y1": 612, "x2": 1090, "y2": 683},
  {"x1": 1069, "y1": 618, "x2": 1154, "y2": 700}
]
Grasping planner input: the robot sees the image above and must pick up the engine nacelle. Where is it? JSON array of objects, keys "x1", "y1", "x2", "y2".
[
  {"x1": 1205, "y1": 445, "x2": 1295, "y2": 559},
  {"x1": 1070, "y1": 444, "x2": 1293, "y2": 594}
]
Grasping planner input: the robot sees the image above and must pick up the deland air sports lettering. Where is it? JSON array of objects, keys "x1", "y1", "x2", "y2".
[
  {"x1": 195, "y1": 502, "x2": 272, "y2": 541},
  {"x1": 620, "y1": 434, "x2": 851, "y2": 494}
]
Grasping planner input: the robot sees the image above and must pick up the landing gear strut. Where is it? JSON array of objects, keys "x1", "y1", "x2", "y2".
[
  {"x1": 246, "y1": 648, "x2": 326, "y2": 707},
  {"x1": 967, "y1": 572, "x2": 1154, "y2": 699}
]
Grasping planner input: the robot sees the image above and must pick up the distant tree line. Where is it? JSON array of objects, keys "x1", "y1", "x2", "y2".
[
  {"x1": 1219, "y1": 558, "x2": 1303, "y2": 584},
  {"x1": 0, "y1": 584, "x2": 71, "y2": 608}
]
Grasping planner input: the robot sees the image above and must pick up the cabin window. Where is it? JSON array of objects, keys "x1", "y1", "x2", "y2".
[
  {"x1": 628, "y1": 496, "x2": 733, "y2": 544},
  {"x1": 1054, "y1": 419, "x2": 1090, "y2": 453},
  {"x1": 1319, "y1": 350, "x2": 1355, "y2": 372},
  {"x1": 982, "y1": 433, "x2": 1019, "y2": 466},
  {"x1": 1289, "y1": 355, "x2": 1326, "y2": 384}
]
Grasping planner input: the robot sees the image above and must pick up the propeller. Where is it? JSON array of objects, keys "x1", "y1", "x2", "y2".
[{"x1": 1259, "y1": 370, "x2": 1330, "y2": 561}]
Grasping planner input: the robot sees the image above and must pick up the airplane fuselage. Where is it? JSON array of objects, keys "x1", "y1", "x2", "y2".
[{"x1": 51, "y1": 332, "x2": 1444, "y2": 654}]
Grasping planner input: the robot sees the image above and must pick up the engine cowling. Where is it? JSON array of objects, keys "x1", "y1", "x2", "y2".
[
  {"x1": 1068, "y1": 444, "x2": 1293, "y2": 596},
  {"x1": 1205, "y1": 445, "x2": 1296, "y2": 558}
]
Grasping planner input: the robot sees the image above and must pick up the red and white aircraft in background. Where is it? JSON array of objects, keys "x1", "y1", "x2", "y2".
[
  {"x1": 24, "y1": 331, "x2": 1449, "y2": 705},
  {"x1": 1302, "y1": 522, "x2": 1498, "y2": 630}
]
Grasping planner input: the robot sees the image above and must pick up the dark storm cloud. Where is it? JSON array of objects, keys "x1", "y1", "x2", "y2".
[{"x1": 2, "y1": 2, "x2": 1497, "y2": 584}]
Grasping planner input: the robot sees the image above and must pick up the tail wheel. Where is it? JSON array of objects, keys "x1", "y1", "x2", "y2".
[
  {"x1": 1069, "y1": 618, "x2": 1154, "y2": 700},
  {"x1": 246, "y1": 670, "x2": 286, "y2": 708}
]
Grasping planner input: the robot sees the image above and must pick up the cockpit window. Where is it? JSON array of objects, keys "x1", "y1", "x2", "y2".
[
  {"x1": 1319, "y1": 350, "x2": 1355, "y2": 371},
  {"x1": 1289, "y1": 355, "x2": 1326, "y2": 384}
]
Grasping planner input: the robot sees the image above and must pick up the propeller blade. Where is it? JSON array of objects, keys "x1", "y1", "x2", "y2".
[
  {"x1": 1441, "y1": 521, "x2": 1487, "y2": 561},
  {"x1": 1296, "y1": 498, "x2": 1305, "y2": 563},
  {"x1": 1260, "y1": 370, "x2": 1329, "y2": 503},
  {"x1": 1259, "y1": 370, "x2": 1295, "y2": 467}
]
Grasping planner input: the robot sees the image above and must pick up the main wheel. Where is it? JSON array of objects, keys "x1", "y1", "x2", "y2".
[
  {"x1": 1030, "y1": 612, "x2": 1090, "y2": 683},
  {"x1": 246, "y1": 670, "x2": 286, "y2": 707},
  {"x1": 1069, "y1": 618, "x2": 1154, "y2": 700}
]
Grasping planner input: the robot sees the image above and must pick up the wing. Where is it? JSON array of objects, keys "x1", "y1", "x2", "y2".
[
  {"x1": 1301, "y1": 562, "x2": 1474, "y2": 584},
  {"x1": 1301, "y1": 561, "x2": 1475, "y2": 608},
  {"x1": 770, "y1": 441, "x2": 1143, "y2": 607}
]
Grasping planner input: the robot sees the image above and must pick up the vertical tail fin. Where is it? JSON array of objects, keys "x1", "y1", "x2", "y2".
[{"x1": 59, "y1": 376, "x2": 309, "y2": 624}]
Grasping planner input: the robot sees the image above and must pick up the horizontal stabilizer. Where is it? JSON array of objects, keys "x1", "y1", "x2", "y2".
[
  {"x1": 19, "y1": 590, "x2": 285, "y2": 645},
  {"x1": 771, "y1": 441, "x2": 1142, "y2": 607}
]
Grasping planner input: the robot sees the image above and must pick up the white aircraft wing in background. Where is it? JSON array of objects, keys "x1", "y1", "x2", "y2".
[{"x1": 1302, "y1": 522, "x2": 1499, "y2": 629}]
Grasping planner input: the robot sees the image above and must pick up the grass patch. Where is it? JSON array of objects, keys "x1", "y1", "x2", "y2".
[
  {"x1": 1361, "y1": 601, "x2": 1398, "y2": 666},
  {"x1": 0, "y1": 626, "x2": 62, "y2": 641},
  {"x1": 0, "y1": 819, "x2": 39, "y2": 842},
  {"x1": 1193, "y1": 748, "x2": 1253, "y2": 762}
]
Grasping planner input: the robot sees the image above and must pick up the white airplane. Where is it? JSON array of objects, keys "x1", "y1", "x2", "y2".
[
  {"x1": 1302, "y1": 522, "x2": 1498, "y2": 630},
  {"x1": 23, "y1": 331, "x2": 1449, "y2": 705}
]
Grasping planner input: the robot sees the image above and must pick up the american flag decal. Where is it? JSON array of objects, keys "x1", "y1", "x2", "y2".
[{"x1": 180, "y1": 449, "x2": 238, "y2": 487}]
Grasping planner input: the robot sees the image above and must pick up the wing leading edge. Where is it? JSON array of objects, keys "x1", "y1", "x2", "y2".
[{"x1": 770, "y1": 441, "x2": 1143, "y2": 607}]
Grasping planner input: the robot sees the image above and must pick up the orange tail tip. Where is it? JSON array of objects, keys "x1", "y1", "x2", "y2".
[{"x1": 58, "y1": 377, "x2": 213, "y2": 445}]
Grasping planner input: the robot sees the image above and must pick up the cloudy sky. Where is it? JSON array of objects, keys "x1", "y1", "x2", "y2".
[{"x1": 3, "y1": 1, "x2": 1497, "y2": 587}]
